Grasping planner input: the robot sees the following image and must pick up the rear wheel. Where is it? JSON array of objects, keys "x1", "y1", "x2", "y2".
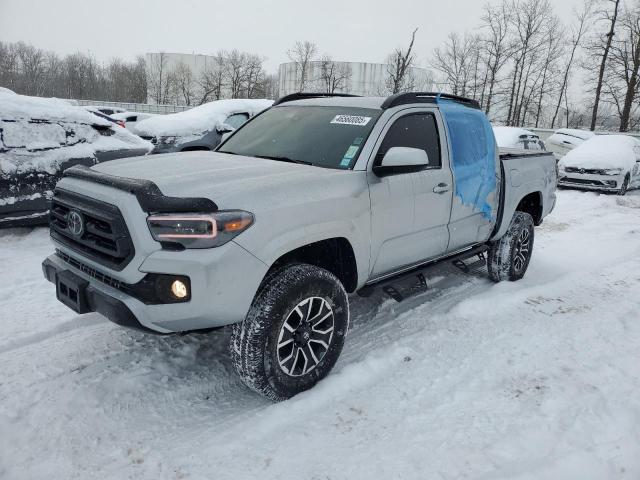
[
  {"x1": 230, "y1": 263, "x2": 349, "y2": 401},
  {"x1": 487, "y1": 211, "x2": 535, "y2": 282},
  {"x1": 618, "y1": 173, "x2": 630, "y2": 196}
]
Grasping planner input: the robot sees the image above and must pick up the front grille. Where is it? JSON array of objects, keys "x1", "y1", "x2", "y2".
[
  {"x1": 559, "y1": 177, "x2": 616, "y2": 187},
  {"x1": 564, "y1": 167, "x2": 606, "y2": 175},
  {"x1": 49, "y1": 189, "x2": 135, "y2": 271}
]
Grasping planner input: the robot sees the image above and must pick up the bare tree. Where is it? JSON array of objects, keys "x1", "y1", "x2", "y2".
[
  {"x1": 197, "y1": 52, "x2": 226, "y2": 104},
  {"x1": 533, "y1": 18, "x2": 563, "y2": 127},
  {"x1": 506, "y1": 0, "x2": 556, "y2": 126},
  {"x1": 317, "y1": 55, "x2": 352, "y2": 93},
  {"x1": 550, "y1": 0, "x2": 593, "y2": 128},
  {"x1": 606, "y1": 2, "x2": 640, "y2": 131},
  {"x1": 173, "y1": 61, "x2": 196, "y2": 105},
  {"x1": 431, "y1": 32, "x2": 478, "y2": 97},
  {"x1": 589, "y1": 0, "x2": 622, "y2": 130},
  {"x1": 147, "y1": 52, "x2": 172, "y2": 104},
  {"x1": 287, "y1": 40, "x2": 318, "y2": 91},
  {"x1": 243, "y1": 53, "x2": 267, "y2": 98},
  {"x1": 480, "y1": 1, "x2": 513, "y2": 115},
  {"x1": 386, "y1": 28, "x2": 419, "y2": 94}
]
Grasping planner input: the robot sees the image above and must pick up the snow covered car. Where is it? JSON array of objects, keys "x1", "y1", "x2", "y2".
[
  {"x1": 546, "y1": 128, "x2": 595, "y2": 158},
  {"x1": 0, "y1": 91, "x2": 151, "y2": 227},
  {"x1": 136, "y1": 99, "x2": 273, "y2": 154},
  {"x1": 110, "y1": 111, "x2": 156, "y2": 135},
  {"x1": 558, "y1": 134, "x2": 640, "y2": 195},
  {"x1": 493, "y1": 126, "x2": 546, "y2": 151},
  {"x1": 42, "y1": 92, "x2": 557, "y2": 400}
]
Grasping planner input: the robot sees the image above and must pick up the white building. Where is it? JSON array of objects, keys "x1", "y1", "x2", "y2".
[
  {"x1": 145, "y1": 52, "x2": 221, "y2": 104},
  {"x1": 278, "y1": 60, "x2": 433, "y2": 97}
]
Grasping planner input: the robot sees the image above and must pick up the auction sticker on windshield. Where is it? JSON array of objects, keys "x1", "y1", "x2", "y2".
[{"x1": 330, "y1": 115, "x2": 372, "y2": 126}]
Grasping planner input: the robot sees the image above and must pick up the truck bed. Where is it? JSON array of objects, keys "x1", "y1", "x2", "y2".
[{"x1": 492, "y1": 148, "x2": 557, "y2": 240}]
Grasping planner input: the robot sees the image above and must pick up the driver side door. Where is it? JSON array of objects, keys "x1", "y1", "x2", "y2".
[{"x1": 367, "y1": 109, "x2": 453, "y2": 278}]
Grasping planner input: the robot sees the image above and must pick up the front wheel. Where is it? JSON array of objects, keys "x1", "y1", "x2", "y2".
[
  {"x1": 618, "y1": 173, "x2": 630, "y2": 196},
  {"x1": 230, "y1": 263, "x2": 349, "y2": 401},
  {"x1": 487, "y1": 211, "x2": 535, "y2": 282}
]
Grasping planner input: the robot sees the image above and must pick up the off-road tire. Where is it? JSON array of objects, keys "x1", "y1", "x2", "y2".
[
  {"x1": 487, "y1": 211, "x2": 535, "y2": 282},
  {"x1": 230, "y1": 263, "x2": 349, "y2": 401},
  {"x1": 618, "y1": 174, "x2": 630, "y2": 196}
]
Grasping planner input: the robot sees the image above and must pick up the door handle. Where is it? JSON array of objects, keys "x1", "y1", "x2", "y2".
[{"x1": 433, "y1": 183, "x2": 450, "y2": 194}]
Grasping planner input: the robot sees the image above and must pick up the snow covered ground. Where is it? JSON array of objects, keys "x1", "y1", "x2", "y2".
[{"x1": 1, "y1": 189, "x2": 640, "y2": 480}]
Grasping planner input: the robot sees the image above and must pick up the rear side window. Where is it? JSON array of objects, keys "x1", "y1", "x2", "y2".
[
  {"x1": 1, "y1": 121, "x2": 66, "y2": 150},
  {"x1": 375, "y1": 113, "x2": 441, "y2": 168},
  {"x1": 224, "y1": 112, "x2": 250, "y2": 130}
]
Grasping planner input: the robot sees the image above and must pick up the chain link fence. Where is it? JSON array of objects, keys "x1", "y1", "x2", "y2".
[{"x1": 68, "y1": 99, "x2": 192, "y2": 115}]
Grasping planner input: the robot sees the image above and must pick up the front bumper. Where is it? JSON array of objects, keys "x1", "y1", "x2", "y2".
[
  {"x1": 43, "y1": 257, "x2": 157, "y2": 333},
  {"x1": 557, "y1": 173, "x2": 623, "y2": 192},
  {"x1": 42, "y1": 240, "x2": 269, "y2": 334}
]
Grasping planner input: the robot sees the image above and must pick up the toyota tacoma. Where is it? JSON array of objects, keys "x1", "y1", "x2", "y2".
[{"x1": 42, "y1": 92, "x2": 557, "y2": 400}]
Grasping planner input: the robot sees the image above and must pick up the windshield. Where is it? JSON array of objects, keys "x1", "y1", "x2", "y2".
[{"x1": 218, "y1": 105, "x2": 381, "y2": 169}]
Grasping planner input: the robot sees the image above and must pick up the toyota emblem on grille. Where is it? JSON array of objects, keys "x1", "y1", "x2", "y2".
[
  {"x1": 67, "y1": 210, "x2": 84, "y2": 237},
  {"x1": 579, "y1": 169, "x2": 585, "y2": 174}
]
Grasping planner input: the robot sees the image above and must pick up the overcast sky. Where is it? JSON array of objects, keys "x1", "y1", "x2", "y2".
[{"x1": 1, "y1": 0, "x2": 584, "y2": 73}]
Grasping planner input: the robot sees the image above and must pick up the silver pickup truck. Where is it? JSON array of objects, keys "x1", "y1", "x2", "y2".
[{"x1": 42, "y1": 92, "x2": 557, "y2": 400}]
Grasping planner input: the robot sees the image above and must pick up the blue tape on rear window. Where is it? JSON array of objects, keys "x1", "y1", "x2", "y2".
[{"x1": 438, "y1": 98, "x2": 496, "y2": 220}]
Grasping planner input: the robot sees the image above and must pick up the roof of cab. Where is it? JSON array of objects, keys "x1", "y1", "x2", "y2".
[
  {"x1": 273, "y1": 96, "x2": 386, "y2": 109},
  {"x1": 272, "y1": 92, "x2": 481, "y2": 111}
]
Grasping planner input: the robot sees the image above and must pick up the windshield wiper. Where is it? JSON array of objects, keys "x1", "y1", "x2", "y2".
[{"x1": 254, "y1": 154, "x2": 312, "y2": 166}]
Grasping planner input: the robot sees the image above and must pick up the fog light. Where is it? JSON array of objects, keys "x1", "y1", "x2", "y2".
[{"x1": 171, "y1": 279, "x2": 188, "y2": 299}]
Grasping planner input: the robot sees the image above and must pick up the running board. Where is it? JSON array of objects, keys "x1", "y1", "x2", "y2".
[{"x1": 357, "y1": 245, "x2": 489, "y2": 302}]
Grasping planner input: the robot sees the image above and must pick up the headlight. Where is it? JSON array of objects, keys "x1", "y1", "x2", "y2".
[
  {"x1": 147, "y1": 211, "x2": 254, "y2": 249},
  {"x1": 603, "y1": 168, "x2": 623, "y2": 176}
]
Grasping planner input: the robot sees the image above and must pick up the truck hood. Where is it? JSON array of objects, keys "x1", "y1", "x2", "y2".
[{"x1": 90, "y1": 151, "x2": 361, "y2": 212}]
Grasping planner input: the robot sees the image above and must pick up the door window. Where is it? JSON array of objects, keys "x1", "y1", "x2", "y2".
[
  {"x1": 224, "y1": 112, "x2": 250, "y2": 130},
  {"x1": 375, "y1": 113, "x2": 441, "y2": 168}
]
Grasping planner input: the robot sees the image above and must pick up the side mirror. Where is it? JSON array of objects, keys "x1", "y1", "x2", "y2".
[
  {"x1": 216, "y1": 123, "x2": 234, "y2": 134},
  {"x1": 373, "y1": 147, "x2": 429, "y2": 177}
]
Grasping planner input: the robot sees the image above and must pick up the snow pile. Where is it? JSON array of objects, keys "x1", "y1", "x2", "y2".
[
  {"x1": 1, "y1": 190, "x2": 640, "y2": 479},
  {"x1": 135, "y1": 99, "x2": 273, "y2": 138},
  {"x1": 492, "y1": 126, "x2": 539, "y2": 148},
  {"x1": 559, "y1": 134, "x2": 640, "y2": 170},
  {"x1": 0, "y1": 91, "x2": 151, "y2": 175}
]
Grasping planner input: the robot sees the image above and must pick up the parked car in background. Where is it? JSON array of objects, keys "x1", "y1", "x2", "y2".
[
  {"x1": 84, "y1": 107, "x2": 125, "y2": 128},
  {"x1": 111, "y1": 111, "x2": 156, "y2": 135},
  {"x1": 0, "y1": 90, "x2": 151, "y2": 227},
  {"x1": 558, "y1": 134, "x2": 640, "y2": 195},
  {"x1": 84, "y1": 105, "x2": 126, "y2": 116},
  {"x1": 136, "y1": 98, "x2": 273, "y2": 154},
  {"x1": 546, "y1": 128, "x2": 595, "y2": 158},
  {"x1": 492, "y1": 126, "x2": 546, "y2": 151}
]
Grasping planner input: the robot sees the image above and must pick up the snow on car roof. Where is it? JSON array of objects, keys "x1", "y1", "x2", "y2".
[
  {"x1": 135, "y1": 99, "x2": 274, "y2": 137},
  {"x1": 0, "y1": 91, "x2": 111, "y2": 126},
  {"x1": 552, "y1": 128, "x2": 595, "y2": 140},
  {"x1": 492, "y1": 126, "x2": 539, "y2": 148},
  {"x1": 0, "y1": 91, "x2": 151, "y2": 175},
  {"x1": 559, "y1": 134, "x2": 640, "y2": 170}
]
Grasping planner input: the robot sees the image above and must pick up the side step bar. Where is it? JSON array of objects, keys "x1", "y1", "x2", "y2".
[{"x1": 357, "y1": 245, "x2": 489, "y2": 302}]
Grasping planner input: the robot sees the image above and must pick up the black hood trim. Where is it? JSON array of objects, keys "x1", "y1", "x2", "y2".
[{"x1": 63, "y1": 165, "x2": 218, "y2": 213}]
